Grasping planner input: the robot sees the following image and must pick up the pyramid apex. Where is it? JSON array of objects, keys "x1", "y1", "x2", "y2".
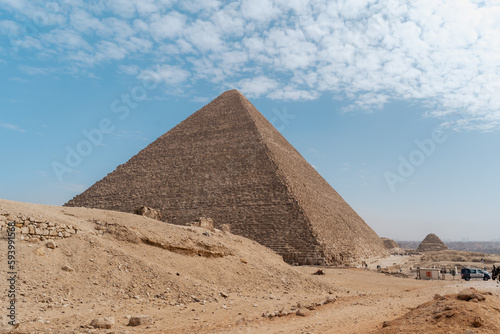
[{"x1": 219, "y1": 89, "x2": 245, "y2": 98}]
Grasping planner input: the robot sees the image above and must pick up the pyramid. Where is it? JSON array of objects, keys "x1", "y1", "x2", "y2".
[
  {"x1": 381, "y1": 237, "x2": 400, "y2": 250},
  {"x1": 65, "y1": 89, "x2": 387, "y2": 265},
  {"x1": 416, "y1": 233, "x2": 448, "y2": 252}
]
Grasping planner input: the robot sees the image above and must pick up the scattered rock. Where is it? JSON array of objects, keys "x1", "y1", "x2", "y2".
[
  {"x1": 61, "y1": 265, "x2": 74, "y2": 272},
  {"x1": 220, "y1": 292, "x2": 229, "y2": 298},
  {"x1": 296, "y1": 308, "x2": 310, "y2": 317},
  {"x1": 46, "y1": 241, "x2": 56, "y2": 249},
  {"x1": 134, "y1": 206, "x2": 162, "y2": 221},
  {"x1": 90, "y1": 317, "x2": 114, "y2": 329},
  {"x1": 35, "y1": 247, "x2": 46, "y2": 256},
  {"x1": 472, "y1": 316, "x2": 483, "y2": 328},
  {"x1": 312, "y1": 269, "x2": 325, "y2": 275},
  {"x1": 433, "y1": 294, "x2": 442, "y2": 300},
  {"x1": 190, "y1": 217, "x2": 214, "y2": 230},
  {"x1": 457, "y1": 288, "x2": 486, "y2": 302},
  {"x1": 128, "y1": 315, "x2": 153, "y2": 327},
  {"x1": 325, "y1": 296, "x2": 336, "y2": 304}
]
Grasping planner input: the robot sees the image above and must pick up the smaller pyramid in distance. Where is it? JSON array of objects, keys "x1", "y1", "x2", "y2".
[
  {"x1": 381, "y1": 237, "x2": 400, "y2": 250},
  {"x1": 416, "y1": 233, "x2": 448, "y2": 252}
]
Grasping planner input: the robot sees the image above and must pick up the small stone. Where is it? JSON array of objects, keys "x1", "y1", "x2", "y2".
[
  {"x1": 220, "y1": 292, "x2": 229, "y2": 298},
  {"x1": 61, "y1": 265, "x2": 74, "y2": 272},
  {"x1": 458, "y1": 288, "x2": 485, "y2": 301},
  {"x1": 46, "y1": 241, "x2": 56, "y2": 249},
  {"x1": 128, "y1": 315, "x2": 153, "y2": 327},
  {"x1": 434, "y1": 294, "x2": 442, "y2": 300},
  {"x1": 472, "y1": 316, "x2": 483, "y2": 328},
  {"x1": 90, "y1": 317, "x2": 114, "y2": 329},
  {"x1": 325, "y1": 296, "x2": 336, "y2": 304},
  {"x1": 296, "y1": 308, "x2": 309, "y2": 317},
  {"x1": 35, "y1": 247, "x2": 46, "y2": 256}
]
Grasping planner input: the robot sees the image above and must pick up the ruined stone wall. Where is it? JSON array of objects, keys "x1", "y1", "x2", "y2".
[{"x1": 0, "y1": 213, "x2": 78, "y2": 241}]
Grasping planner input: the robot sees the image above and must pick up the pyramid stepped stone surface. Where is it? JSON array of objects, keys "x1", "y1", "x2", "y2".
[
  {"x1": 381, "y1": 237, "x2": 400, "y2": 250},
  {"x1": 416, "y1": 233, "x2": 448, "y2": 252},
  {"x1": 65, "y1": 89, "x2": 387, "y2": 265}
]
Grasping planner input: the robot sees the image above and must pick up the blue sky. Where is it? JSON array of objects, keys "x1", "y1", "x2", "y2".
[{"x1": 1, "y1": 0, "x2": 499, "y2": 241}]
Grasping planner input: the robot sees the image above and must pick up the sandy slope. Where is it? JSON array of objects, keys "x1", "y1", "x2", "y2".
[{"x1": 1, "y1": 199, "x2": 500, "y2": 334}]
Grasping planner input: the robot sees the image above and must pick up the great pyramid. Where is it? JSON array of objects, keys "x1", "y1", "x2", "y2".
[
  {"x1": 416, "y1": 233, "x2": 448, "y2": 252},
  {"x1": 65, "y1": 89, "x2": 387, "y2": 265}
]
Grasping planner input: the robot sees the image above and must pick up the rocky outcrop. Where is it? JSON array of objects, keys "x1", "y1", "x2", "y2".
[
  {"x1": 135, "y1": 206, "x2": 162, "y2": 221},
  {"x1": 416, "y1": 233, "x2": 448, "y2": 252},
  {"x1": 190, "y1": 217, "x2": 214, "y2": 230}
]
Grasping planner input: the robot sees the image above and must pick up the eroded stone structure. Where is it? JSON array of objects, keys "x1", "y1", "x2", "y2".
[{"x1": 65, "y1": 90, "x2": 387, "y2": 265}]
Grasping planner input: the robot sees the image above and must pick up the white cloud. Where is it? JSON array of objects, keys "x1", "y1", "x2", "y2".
[
  {"x1": 19, "y1": 65, "x2": 52, "y2": 75},
  {"x1": 241, "y1": 0, "x2": 279, "y2": 23},
  {"x1": 118, "y1": 64, "x2": 140, "y2": 75},
  {"x1": 184, "y1": 20, "x2": 224, "y2": 52},
  {"x1": 0, "y1": 121, "x2": 25, "y2": 132},
  {"x1": 5, "y1": 0, "x2": 500, "y2": 131},
  {"x1": 237, "y1": 76, "x2": 279, "y2": 98},
  {"x1": 0, "y1": 20, "x2": 20, "y2": 35},
  {"x1": 268, "y1": 86, "x2": 319, "y2": 101},
  {"x1": 138, "y1": 64, "x2": 190, "y2": 86},
  {"x1": 150, "y1": 11, "x2": 187, "y2": 40}
]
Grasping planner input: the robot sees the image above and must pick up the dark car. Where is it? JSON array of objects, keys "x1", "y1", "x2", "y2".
[{"x1": 461, "y1": 268, "x2": 491, "y2": 281}]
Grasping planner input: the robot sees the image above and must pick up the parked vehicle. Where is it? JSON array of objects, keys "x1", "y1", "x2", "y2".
[{"x1": 461, "y1": 268, "x2": 491, "y2": 281}]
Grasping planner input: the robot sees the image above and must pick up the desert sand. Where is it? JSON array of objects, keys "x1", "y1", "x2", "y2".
[{"x1": 1, "y1": 198, "x2": 500, "y2": 334}]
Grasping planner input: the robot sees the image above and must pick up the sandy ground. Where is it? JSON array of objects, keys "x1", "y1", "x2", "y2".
[{"x1": 1, "y1": 199, "x2": 499, "y2": 334}]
